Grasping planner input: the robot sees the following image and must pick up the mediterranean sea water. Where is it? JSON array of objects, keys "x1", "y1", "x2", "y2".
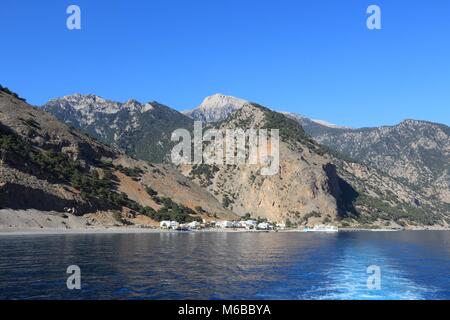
[{"x1": 0, "y1": 231, "x2": 449, "y2": 300}]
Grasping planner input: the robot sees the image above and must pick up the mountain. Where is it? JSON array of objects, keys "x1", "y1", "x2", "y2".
[
  {"x1": 179, "y1": 103, "x2": 449, "y2": 227},
  {"x1": 183, "y1": 94, "x2": 350, "y2": 131},
  {"x1": 311, "y1": 119, "x2": 351, "y2": 129},
  {"x1": 306, "y1": 120, "x2": 450, "y2": 206},
  {"x1": 281, "y1": 112, "x2": 352, "y2": 135},
  {"x1": 41, "y1": 91, "x2": 449, "y2": 227},
  {"x1": 43, "y1": 94, "x2": 194, "y2": 163},
  {"x1": 182, "y1": 94, "x2": 248, "y2": 123},
  {"x1": 1, "y1": 88, "x2": 235, "y2": 227}
]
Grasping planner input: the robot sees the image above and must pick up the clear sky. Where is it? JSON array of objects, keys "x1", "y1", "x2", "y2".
[{"x1": 1, "y1": 0, "x2": 449, "y2": 127}]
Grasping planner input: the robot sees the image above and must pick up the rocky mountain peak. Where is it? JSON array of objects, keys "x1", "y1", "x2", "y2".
[
  {"x1": 199, "y1": 93, "x2": 247, "y2": 109},
  {"x1": 46, "y1": 94, "x2": 121, "y2": 114},
  {"x1": 43, "y1": 95, "x2": 193, "y2": 163},
  {"x1": 398, "y1": 119, "x2": 440, "y2": 129},
  {"x1": 182, "y1": 94, "x2": 248, "y2": 122},
  {"x1": 45, "y1": 94, "x2": 159, "y2": 115}
]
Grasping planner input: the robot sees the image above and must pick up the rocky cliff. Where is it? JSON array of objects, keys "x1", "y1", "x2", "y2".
[{"x1": 180, "y1": 103, "x2": 449, "y2": 227}]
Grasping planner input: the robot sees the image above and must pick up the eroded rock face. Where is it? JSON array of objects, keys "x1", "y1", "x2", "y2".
[
  {"x1": 181, "y1": 104, "x2": 345, "y2": 224},
  {"x1": 180, "y1": 103, "x2": 449, "y2": 227}
]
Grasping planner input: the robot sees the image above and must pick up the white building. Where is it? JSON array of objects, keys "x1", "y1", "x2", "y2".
[
  {"x1": 160, "y1": 221, "x2": 179, "y2": 229},
  {"x1": 243, "y1": 220, "x2": 258, "y2": 230},
  {"x1": 276, "y1": 223, "x2": 286, "y2": 230},
  {"x1": 236, "y1": 221, "x2": 247, "y2": 229},
  {"x1": 186, "y1": 221, "x2": 201, "y2": 230},
  {"x1": 216, "y1": 221, "x2": 235, "y2": 228},
  {"x1": 257, "y1": 222, "x2": 272, "y2": 230}
]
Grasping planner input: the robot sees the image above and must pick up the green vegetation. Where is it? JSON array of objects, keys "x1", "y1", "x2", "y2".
[
  {"x1": 0, "y1": 127, "x2": 140, "y2": 213},
  {"x1": 285, "y1": 218, "x2": 298, "y2": 228},
  {"x1": 145, "y1": 186, "x2": 158, "y2": 197},
  {"x1": 222, "y1": 195, "x2": 232, "y2": 208},
  {"x1": 190, "y1": 164, "x2": 219, "y2": 186},
  {"x1": 354, "y1": 194, "x2": 440, "y2": 226},
  {"x1": 195, "y1": 206, "x2": 205, "y2": 214},
  {"x1": 49, "y1": 101, "x2": 193, "y2": 164},
  {"x1": 259, "y1": 105, "x2": 316, "y2": 148},
  {"x1": 144, "y1": 184, "x2": 201, "y2": 223},
  {"x1": 256, "y1": 216, "x2": 268, "y2": 223},
  {"x1": 142, "y1": 193, "x2": 201, "y2": 223},
  {"x1": 156, "y1": 197, "x2": 199, "y2": 222},
  {"x1": 1, "y1": 126, "x2": 202, "y2": 223},
  {"x1": 301, "y1": 211, "x2": 321, "y2": 223},
  {"x1": 116, "y1": 164, "x2": 144, "y2": 180},
  {"x1": 1, "y1": 129, "x2": 83, "y2": 184},
  {"x1": 222, "y1": 108, "x2": 253, "y2": 128}
]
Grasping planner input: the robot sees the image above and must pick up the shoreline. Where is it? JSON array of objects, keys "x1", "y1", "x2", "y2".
[
  {"x1": 1, "y1": 226, "x2": 449, "y2": 236},
  {"x1": 2, "y1": 209, "x2": 449, "y2": 236}
]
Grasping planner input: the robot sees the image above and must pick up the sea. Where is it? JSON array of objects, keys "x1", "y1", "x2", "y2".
[{"x1": 0, "y1": 231, "x2": 449, "y2": 300}]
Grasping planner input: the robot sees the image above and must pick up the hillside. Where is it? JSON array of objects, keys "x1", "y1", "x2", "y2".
[
  {"x1": 308, "y1": 120, "x2": 450, "y2": 206},
  {"x1": 0, "y1": 89, "x2": 235, "y2": 228},
  {"x1": 180, "y1": 103, "x2": 449, "y2": 227},
  {"x1": 43, "y1": 94, "x2": 194, "y2": 163},
  {"x1": 41, "y1": 90, "x2": 450, "y2": 228}
]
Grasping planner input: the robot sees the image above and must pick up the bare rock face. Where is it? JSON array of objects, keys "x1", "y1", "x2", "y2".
[
  {"x1": 188, "y1": 143, "x2": 340, "y2": 224},
  {"x1": 182, "y1": 104, "x2": 345, "y2": 224},
  {"x1": 182, "y1": 94, "x2": 248, "y2": 123},
  {"x1": 180, "y1": 103, "x2": 449, "y2": 227}
]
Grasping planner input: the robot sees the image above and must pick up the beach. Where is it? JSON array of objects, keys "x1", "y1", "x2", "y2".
[{"x1": 1, "y1": 209, "x2": 449, "y2": 236}]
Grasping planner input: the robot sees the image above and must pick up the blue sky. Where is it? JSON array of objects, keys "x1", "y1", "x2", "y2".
[{"x1": 1, "y1": 0, "x2": 449, "y2": 127}]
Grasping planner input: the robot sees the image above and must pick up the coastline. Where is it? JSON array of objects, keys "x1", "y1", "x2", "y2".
[
  {"x1": 1, "y1": 226, "x2": 449, "y2": 236},
  {"x1": 1, "y1": 209, "x2": 449, "y2": 236}
]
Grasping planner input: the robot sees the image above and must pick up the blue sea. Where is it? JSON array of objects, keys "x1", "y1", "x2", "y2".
[{"x1": 0, "y1": 231, "x2": 449, "y2": 300}]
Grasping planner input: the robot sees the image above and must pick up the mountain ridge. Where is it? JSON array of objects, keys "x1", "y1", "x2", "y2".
[
  {"x1": 182, "y1": 93, "x2": 248, "y2": 123},
  {"x1": 38, "y1": 90, "x2": 450, "y2": 227},
  {"x1": 180, "y1": 102, "x2": 449, "y2": 227},
  {"x1": 1, "y1": 89, "x2": 235, "y2": 227},
  {"x1": 307, "y1": 118, "x2": 450, "y2": 205},
  {"x1": 43, "y1": 94, "x2": 194, "y2": 163}
]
